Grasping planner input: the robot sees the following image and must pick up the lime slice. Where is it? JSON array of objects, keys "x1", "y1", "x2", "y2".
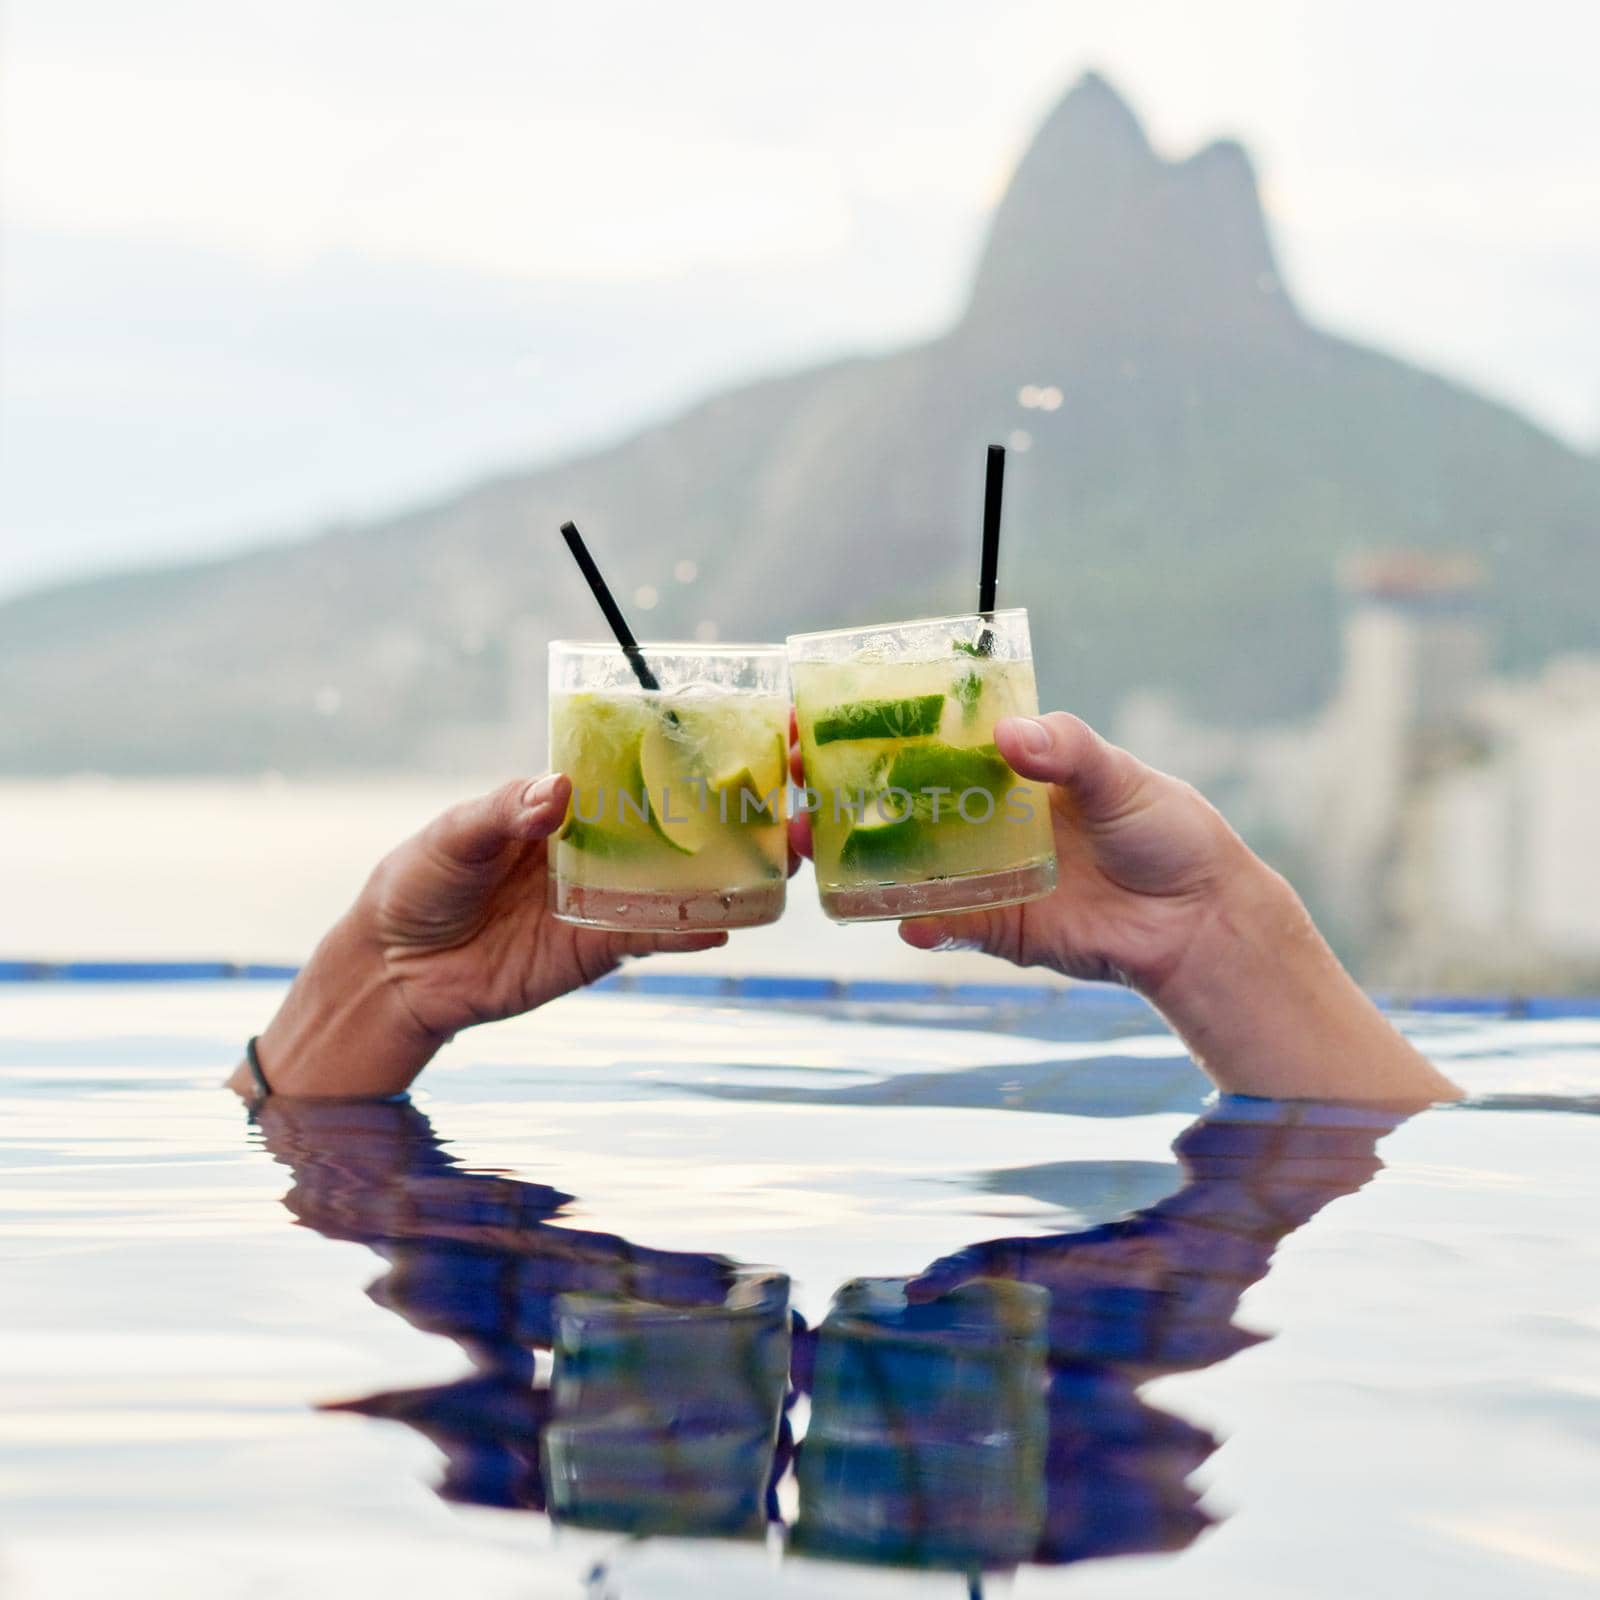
[
  {"x1": 707, "y1": 766, "x2": 775, "y2": 826},
  {"x1": 887, "y1": 742, "x2": 1011, "y2": 811},
  {"x1": 558, "y1": 817, "x2": 653, "y2": 859},
  {"x1": 708, "y1": 729, "x2": 787, "y2": 821},
  {"x1": 813, "y1": 694, "x2": 945, "y2": 745},
  {"x1": 839, "y1": 810, "x2": 932, "y2": 874},
  {"x1": 741, "y1": 729, "x2": 788, "y2": 797},
  {"x1": 639, "y1": 720, "x2": 717, "y2": 854},
  {"x1": 807, "y1": 741, "x2": 888, "y2": 801},
  {"x1": 559, "y1": 733, "x2": 660, "y2": 844}
]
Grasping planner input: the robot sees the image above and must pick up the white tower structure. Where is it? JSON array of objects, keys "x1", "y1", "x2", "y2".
[{"x1": 1314, "y1": 553, "x2": 1489, "y2": 950}]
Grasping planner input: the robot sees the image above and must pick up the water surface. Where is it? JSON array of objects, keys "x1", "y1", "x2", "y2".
[{"x1": 3, "y1": 979, "x2": 1598, "y2": 1597}]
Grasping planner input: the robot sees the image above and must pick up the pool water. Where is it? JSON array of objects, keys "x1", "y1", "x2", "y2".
[{"x1": 3, "y1": 978, "x2": 1598, "y2": 1597}]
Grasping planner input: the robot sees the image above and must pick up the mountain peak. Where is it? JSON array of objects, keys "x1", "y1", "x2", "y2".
[
  {"x1": 1042, "y1": 70, "x2": 1155, "y2": 160},
  {"x1": 962, "y1": 73, "x2": 1298, "y2": 348}
]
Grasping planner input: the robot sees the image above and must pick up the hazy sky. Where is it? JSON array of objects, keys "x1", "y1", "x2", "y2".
[{"x1": 3, "y1": 0, "x2": 1597, "y2": 597}]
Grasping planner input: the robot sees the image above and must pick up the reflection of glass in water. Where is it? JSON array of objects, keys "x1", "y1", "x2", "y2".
[
  {"x1": 255, "y1": 1093, "x2": 1403, "y2": 1574},
  {"x1": 543, "y1": 1270, "x2": 792, "y2": 1537},
  {"x1": 795, "y1": 1276, "x2": 1049, "y2": 1570}
]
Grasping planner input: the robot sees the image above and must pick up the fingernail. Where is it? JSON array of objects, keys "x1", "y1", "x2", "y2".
[
  {"x1": 1010, "y1": 716, "x2": 1051, "y2": 755},
  {"x1": 522, "y1": 776, "x2": 558, "y2": 809}
]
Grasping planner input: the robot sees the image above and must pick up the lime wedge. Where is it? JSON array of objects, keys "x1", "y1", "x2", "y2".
[
  {"x1": 839, "y1": 810, "x2": 932, "y2": 874},
  {"x1": 558, "y1": 817, "x2": 653, "y2": 859},
  {"x1": 705, "y1": 766, "x2": 775, "y2": 826},
  {"x1": 887, "y1": 742, "x2": 1011, "y2": 809},
  {"x1": 639, "y1": 720, "x2": 716, "y2": 854},
  {"x1": 709, "y1": 728, "x2": 786, "y2": 820},
  {"x1": 813, "y1": 694, "x2": 945, "y2": 745},
  {"x1": 559, "y1": 736, "x2": 660, "y2": 845}
]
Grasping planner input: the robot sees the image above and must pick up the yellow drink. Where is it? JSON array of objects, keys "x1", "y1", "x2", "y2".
[
  {"x1": 548, "y1": 653, "x2": 788, "y2": 931},
  {"x1": 789, "y1": 612, "x2": 1056, "y2": 922}
]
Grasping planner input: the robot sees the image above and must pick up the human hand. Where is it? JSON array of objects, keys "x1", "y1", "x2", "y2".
[
  {"x1": 789, "y1": 711, "x2": 1456, "y2": 1104},
  {"x1": 238, "y1": 774, "x2": 727, "y2": 1098},
  {"x1": 364, "y1": 773, "x2": 729, "y2": 1038},
  {"x1": 892, "y1": 712, "x2": 1252, "y2": 996},
  {"x1": 788, "y1": 711, "x2": 1250, "y2": 997}
]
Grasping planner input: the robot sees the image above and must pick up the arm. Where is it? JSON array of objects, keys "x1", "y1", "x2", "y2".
[
  {"x1": 796, "y1": 712, "x2": 1457, "y2": 1106},
  {"x1": 910, "y1": 1098, "x2": 1404, "y2": 1346},
  {"x1": 230, "y1": 773, "x2": 728, "y2": 1099},
  {"x1": 253, "y1": 1096, "x2": 751, "y2": 1515}
]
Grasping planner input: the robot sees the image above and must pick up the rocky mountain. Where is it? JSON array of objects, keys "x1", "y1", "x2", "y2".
[{"x1": 4, "y1": 72, "x2": 1597, "y2": 774}]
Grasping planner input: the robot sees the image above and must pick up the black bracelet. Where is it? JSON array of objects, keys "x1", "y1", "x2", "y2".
[{"x1": 245, "y1": 1035, "x2": 272, "y2": 1099}]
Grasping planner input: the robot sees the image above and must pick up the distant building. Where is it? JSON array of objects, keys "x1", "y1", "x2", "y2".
[
  {"x1": 1401, "y1": 658, "x2": 1600, "y2": 987},
  {"x1": 1118, "y1": 553, "x2": 1600, "y2": 991}
]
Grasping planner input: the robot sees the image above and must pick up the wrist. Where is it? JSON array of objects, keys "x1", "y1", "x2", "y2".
[
  {"x1": 237, "y1": 912, "x2": 442, "y2": 1098},
  {"x1": 1147, "y1": 857, "x2": 1457, "y2": 1104},
  {"x1": 1147, "y1": 854, "x2": 1309, "y2": 1022}
]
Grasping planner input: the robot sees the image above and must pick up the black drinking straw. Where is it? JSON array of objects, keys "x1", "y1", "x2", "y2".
[
  {"x1": 976, "y1": 443, "x2": 1005, "y2": 653},
  {"x1": 560, "y1": 520, "x2": 661, "y2": 691}
]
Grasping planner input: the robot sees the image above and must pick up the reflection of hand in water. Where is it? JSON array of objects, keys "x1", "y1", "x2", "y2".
[
  {"x1": 257, "y1": 1094, "x2": 1407, "y2": 1570},
  {"x1": 257, "y1": 1098, "x2": 747, "y2": 1510},
  {"x1": 894, "y1": 1100, "x2": 1403, "y2": 1565}
]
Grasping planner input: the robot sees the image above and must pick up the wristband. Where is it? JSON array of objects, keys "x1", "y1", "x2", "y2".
[{"x1": 245, "y1": 1035, "x2": 272, "y2": 1099}]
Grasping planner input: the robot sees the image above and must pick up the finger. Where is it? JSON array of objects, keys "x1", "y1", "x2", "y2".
[
  {"x1": 788, "y1": 809, "x2": 814, "y2": 862},
  {"x1": 612, "y1": 930, "x2": 729, "y2": 959},
  {"x1": 513, "y1": 773, "x2": 572, "y2": 841},
  {"x1": 897, "y1": 911, "x2": 996, "y2": 955},
  {"x1": 902, "y1": 1261, "x2": 967, "y2": 1304},
  {"x1": 424, "y1": 774, "x2": 570, "y2": 864},
  {"x1": 994, "y1": 713, "x2": 1145, "y2": 822}
]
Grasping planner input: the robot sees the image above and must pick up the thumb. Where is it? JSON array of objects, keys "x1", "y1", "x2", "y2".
[
  {"x1": 423, "y1": 773, "x2": 572, "y2": 865},
  {"x1": 612, "y1": 930, "x2": 730, "y2": 960},
  {"x1": 569, "y1": 927, "x2": 730, "y2": 983},
  {"x1": 994, "y1": 713, "x2": 1145, "y2": 823},
  {"x1": 898, "y1": 908, "x2": 1008, "y2": 958}
]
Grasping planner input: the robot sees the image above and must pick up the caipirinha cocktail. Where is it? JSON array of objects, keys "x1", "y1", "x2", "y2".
[
  {"x1": 789, "y1": 611, "x2": 1056, "y2": 922},
  {"x1": 548, "y1": 643, "x2": 789, "y2": 932}
]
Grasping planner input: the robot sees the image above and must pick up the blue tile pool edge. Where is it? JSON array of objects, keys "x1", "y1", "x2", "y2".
[
  {"x1": 0, "y1": 960, "x2": 300, "y2": 983},
  {"x1": 0, "y1": 959, "x2": 1132, "y2": 1010},
  {"x1": 4, "y1": 960, "x2": 1600, "y2": 1018}
]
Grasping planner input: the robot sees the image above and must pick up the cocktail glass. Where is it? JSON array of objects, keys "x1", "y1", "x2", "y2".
[
  {"x1": 548, "y1": 641, "x2": 789, "y2": 931},
  {"x1": 788, "y1": 609, "x2": 1056, "y2": 922}
]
